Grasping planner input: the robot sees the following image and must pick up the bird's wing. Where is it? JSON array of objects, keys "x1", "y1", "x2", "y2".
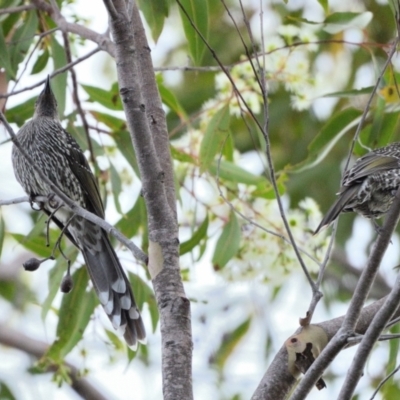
[
  {"x1": 314, "y1": 184, "x2": 361, "y2": 234},
  {"x1": 66, "y1": 138, "x2": 105, "y2": 219},
  {"x1": 343, "y1": 154, "x2": 400, "y2": 185}
]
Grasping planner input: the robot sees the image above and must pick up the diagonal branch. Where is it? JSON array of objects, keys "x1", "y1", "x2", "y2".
[
  {"x1": 0, "y1": 47, "x2": 101, "y2": 99},
  {"x1": 251, "y1": 295, "x2": 399, "y2": 399},
  {"x1": 289, "y1": 185, "x2": 400, "y2": 399},
  {"x1": 30, "y1": 0, "x2": 115, "y2": 56},
  {"x1": 0, "y1": 324, "x2": 110, "y2": 400}
]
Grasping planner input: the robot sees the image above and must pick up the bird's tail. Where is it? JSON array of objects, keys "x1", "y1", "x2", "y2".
[
  {"x1": 314, "y1": 184, "x2": 361, "y2": 235},
  {"x1": 81, "y1": 231, "x2": 146, "y2": 347}
]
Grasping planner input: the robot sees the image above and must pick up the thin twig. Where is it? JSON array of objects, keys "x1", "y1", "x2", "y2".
[
  {"x1": 0, "y1": 47, "x2": 101, "y2": 99},
  {"x1": 370, "y1": 364, "x2": 400, "y2": 400},
  {"x1": 177, "y1": 0, "x2": 317, "y2": 292},
  {"x1": 61, "y1": 31, "x2": 97, "y2": 168},
  {"x1": 0, "y1": 4, "x2": 36, "y2": 15}
]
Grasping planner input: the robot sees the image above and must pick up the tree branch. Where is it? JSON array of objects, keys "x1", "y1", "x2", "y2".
[
  {"x1": 102, "y1": 2, "x2": 192, "y2": 399},
  {"x1": 251, "y1": 296, "x2": 397, "y2": 399},
  {"x1": 30, "y1": 0, "x2": 115, "y2": 56},
  {"x1": 0, "y1": 47, "x2": 101, "y2": 99},
  {"x1": 0, "y1": 324, "x2": 110, "y2": 400},
  {"x1": 290, "y1": 185, "x2": 400, "y2": 399}
]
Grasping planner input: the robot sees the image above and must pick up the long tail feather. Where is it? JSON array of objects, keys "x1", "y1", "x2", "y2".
[{"x1": 81, "y1": 231, "x2": 146, "y2": 347}]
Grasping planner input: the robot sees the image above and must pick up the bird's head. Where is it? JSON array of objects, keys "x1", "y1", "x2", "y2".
[{"x1": 34, "y1": 76, "x2": 59, "y2": 119}]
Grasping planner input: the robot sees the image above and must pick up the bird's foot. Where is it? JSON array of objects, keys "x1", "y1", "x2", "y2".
[
  {"x1": 47, "y1": 193, "x2": 61, "y2": 209},
  {"x1": 29, "y1": 195, "x2": 43, "y2": 211},
  {"x1": 372, "y1": 220, "x2": 383, "y2": 235}
]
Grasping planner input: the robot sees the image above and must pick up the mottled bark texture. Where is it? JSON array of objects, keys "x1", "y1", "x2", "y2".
[{"x1": 102, "y1": 1, "x2": 193, "y2": 399}]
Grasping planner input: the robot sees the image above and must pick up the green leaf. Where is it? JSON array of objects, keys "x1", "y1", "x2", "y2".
[
  {"x1": 9, "y1": 10, "x2": 38, "y2": 73},
  {"x1": 82, "y1": 83, "x2": 123, "y2": 111},
  {"x1": 322, "y1": 86, "x2": 374, "y2": 98},
  {"x1": 115, "y1": 195, "x2": 146, "y2": 239},
  {"x1": 31, "y1": 48, "x2": 49, "y2": 74},
  {"x1": 105, "y1": 329, "x2": 125, "y2": 351},
  {"x1": 180, "y1": 215, "x2": 208, "y2": 255},
  {"x1": 0, "y1": 23, "x2": 15, "y2": 79},
  {"x1": 209, "y1": 160, "x2": 265, "y2": 185},
  {"x1": 212, "y1": 318, "x2": 251, "y2": 369},
  {"x1": 170, "y1": 146, "x2": 196, "y2": 164},
  {"x1": 90, "y1": 111, "x2": 127, "y2": 131},
  {"x1": 129, "y1": 272, "x2": 158, "y2": 332},
  {"x1": 0, "y1": 381, "x2": 16, "y2": 400},
  {"x1": 200, "y1": 105, "x2": 230, "y2": 172},
  {"x1": 12, "y1": 233, "x2": 49, "y2": 258},
  {"x1": 317, "y1": 0, "x2": 328, "y2": 13},
  {"x1": 212, "y1": 212, "x2": 241, "y2": 269},
  {"x1": 109, "y1": 162, "x2": 123, "y2": 214},
  {"x1": 50, "y1": 37, "x2": 67, "y2": 117},
  {"x1": 46, "y1": 267, "x2": 96, "y2": 362},
  {"x1": 5, "y1": 96, "x2": 36, "y2": 126},
  {"x1": 323, "y1": 12, "x2": 372, "y2": 34},
  {"x1": 41, "y1": 246, "x2": 79, "y2": 321},
  {"x1": 113, "y1": 130, "x2": 139, "y2": 176},
  {"x1": 178, "y1": 0, "x2": 209, "y2": 65},
  {"x1": 288, "y1": 108, "x2": 362, "y2": 173},
  {"x1": 0, "y1": 214, "x2": 4, "y2": 257},
  {"x1": 137, "y1": 0, "x2": 169, "y2": 42},
  {"x1": 157, "y1": 76, "x2": 188, "y2": 119}
]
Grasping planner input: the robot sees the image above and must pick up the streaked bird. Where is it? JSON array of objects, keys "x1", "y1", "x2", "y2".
[
  {"x1": 12, "y1": 76, "x2": 146, "y2": 347},
  {"x1": 315, "y1": 142, "x2": 400, "y2": 234}
]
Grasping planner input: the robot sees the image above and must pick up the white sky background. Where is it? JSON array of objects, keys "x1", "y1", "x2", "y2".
[{"x1": 0, "y1": 0, "x2": 398, "y2": 399}]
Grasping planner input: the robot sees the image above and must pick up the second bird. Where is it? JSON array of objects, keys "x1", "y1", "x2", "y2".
[
  {"x1": 315, "y1": 142, "x2": 400, "y2": 234},
  {"x1": 12, "y1": 76, "x2": 146, "y2": 347}
]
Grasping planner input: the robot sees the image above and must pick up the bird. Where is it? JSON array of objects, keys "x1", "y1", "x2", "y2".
[
  {"x1": 12, "y1": 76, "x2": 146, "y2": 347},
  {"x1": 314, "y1": 142, "x2": 400, "y2": 234}
]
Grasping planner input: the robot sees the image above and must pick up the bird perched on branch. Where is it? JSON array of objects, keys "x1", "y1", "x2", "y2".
[
  {"x1": 314, "y1": 142, "x2": 400, "y2": 234},
  {"x1": 12, "y1": 76, "x2": 146, "y2": 347}
]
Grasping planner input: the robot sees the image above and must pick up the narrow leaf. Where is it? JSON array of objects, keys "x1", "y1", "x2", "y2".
[
  {"x1": 5, "y1": 96, "x2": 36, "y2": 126},
  {"x1": 129, "y1": 272, "x2": 159, "y2": 332},
  {"x1": 0, "y1": 214, "x2": 4, "y2": 257},
  {"x1": 212, "y1": 212, "x2": 241, "y2": 269},
  {"x1": 0, "y1": 24, "x2": 15, "y2": 79},
  {"x1": 113, "y1": 130, "x2": 139, "y2": 176},
  {"x1": 46, "y1": 267, "x2": 96, "y2": 362},
  {"x1": 90, "y1": 111, "x2": 127, "y2": 131},
  {"x1": 157, "y1": 76, "x2": 188, "y2": 120},
  {"x1": 212, "y1": 318, "x2": 252, "y2": 369},
  {"x1": 50, "y1": 37, "x2": 67, "y2": 117},
  {"x1": 82, "y1": 83, "x2": 123, "y2": 111},
  {"x1": 109, "y1": 162, "x2": 123, "y2": 214},
  {"x1": 31, "y1": 49, "x2": 49, "y2": 74},
  {"x1": 0, "y1": 381, "x2": 16, "y2": 400},
  {"x1": 200, "y1": 105, "x2": 230, "y2": 172},
  {"x1": 287, "y1": 108, "x2": 362, "y2": 172},
  {"x1": 180, "y1": 215, "x2": 209, "y2": 255},
  {"x1": 137, "y1": 0, "x2": 169, "y2": 42},
  {"x1": 179, "y1": 0, "x2": 209, "y2": 65},
  {"x1": 41, "y1": 246, "x2": 79, "y2": 321},
  {"x1": 209, "y1": 160, "x2": 264, "y2": 185},
  {"x1": 115, "y1": 194, "x2": 146, "y2": 238},
  {"x1": 10, "y1": 10, "x2": 38, "y2": 72}
]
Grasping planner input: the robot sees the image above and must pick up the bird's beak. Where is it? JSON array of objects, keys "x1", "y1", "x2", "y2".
[{"x1": 44, "y1": 75, "x2": 52, "y2": 94}]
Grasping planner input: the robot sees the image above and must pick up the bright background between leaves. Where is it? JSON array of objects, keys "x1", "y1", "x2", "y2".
[{"x1": 1, "y1": 0, "x2": 400, "y2": 399}]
